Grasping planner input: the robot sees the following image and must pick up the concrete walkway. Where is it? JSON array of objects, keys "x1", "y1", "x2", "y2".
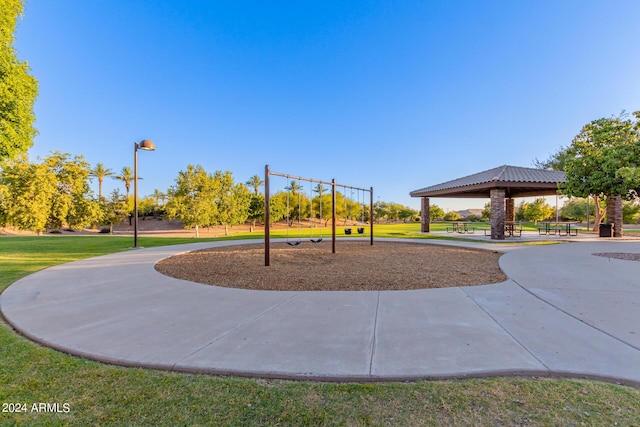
[{"x1": 1, "y1": 238, "x2": 639, "y2": 384}]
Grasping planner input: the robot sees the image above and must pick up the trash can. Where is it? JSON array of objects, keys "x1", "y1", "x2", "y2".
[{"x1": 599, "y1": 223, "x2": 614, "y2": 237}]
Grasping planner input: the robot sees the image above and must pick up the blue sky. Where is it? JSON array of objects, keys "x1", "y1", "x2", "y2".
[{"x1": 14, "y1": 0, "x2": 640, "y2": 211}]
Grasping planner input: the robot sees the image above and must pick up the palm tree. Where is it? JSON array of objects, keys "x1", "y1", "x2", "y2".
[
  {"x1": 113, "y1": 166, "x2": 136, "y2": 198},
  {"x1": 284, "y1": 180, "x2": 305, "y2": 226},
  {"x1": 90, "y1": 163, "x2": 114, "y2": 199},
  {"x1": 246, "y1": 175, "x2": 264, "y2": 194},
  {"x1": 285, "y1": 180, "x2": 303, "y2": 196},
  {"x1": 153, "y1": 188, "x2": 166, "y2": 206}
]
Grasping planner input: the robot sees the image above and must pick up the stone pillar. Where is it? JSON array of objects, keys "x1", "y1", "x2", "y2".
[
  {"x1": 606, "y1": 195, "x2": 623, "y2": 237},
  {"x1": 505, "y1": 198, "x2": 515, "y2": 222},
  {"x1": 490, "y1": 188, "x2": 506, "y2": 240},
  {"x1": 421, "y1": 197, "x2": 430, "y2": 232}
]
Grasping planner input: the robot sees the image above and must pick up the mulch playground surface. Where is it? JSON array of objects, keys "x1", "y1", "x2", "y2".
[{"x1": 155, "y1": 241, "x2": 507, "y2": 291}]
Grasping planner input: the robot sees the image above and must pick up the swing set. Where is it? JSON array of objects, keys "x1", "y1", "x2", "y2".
[
  {"x1": 343, "y1": 186, "x2": 369, "y2": 235},
  {"x1": 284, "y1": 177, "x2": 324, "y2": 246},
  {"x1": 264, "y1": 165, "x2": 373, "y2": 267}
]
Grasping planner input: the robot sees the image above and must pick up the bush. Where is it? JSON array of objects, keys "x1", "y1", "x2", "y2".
[{"x1": 444, "y1": 211, "x2": 461, "y2": 221}]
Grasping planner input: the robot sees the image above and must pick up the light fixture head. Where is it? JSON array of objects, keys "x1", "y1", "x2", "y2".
[{"x1": 138, "y1": 139, "x2": 155, "y2": 151}]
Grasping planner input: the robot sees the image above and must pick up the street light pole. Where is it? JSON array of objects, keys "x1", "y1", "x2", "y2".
[{"x1": 133, "y1": 139, "x2": 155, "y2": 248}]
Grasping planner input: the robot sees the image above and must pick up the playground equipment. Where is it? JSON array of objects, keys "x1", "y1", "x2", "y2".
[
  {"x1": 264, "y1": 165, "x2": 373, "y2": 266},
  {"x1": 344, "y1": 186, "x2": 352, "y2": 234},
  {"x1": 285, "y1": 177, "x2": 302, "y2": 246},
  {"x1": 357, "y1": 187, "x2": 367, "y2": 234},
  {"x1": 310, "y1": 182, "x2": 323, "y2": 243}
]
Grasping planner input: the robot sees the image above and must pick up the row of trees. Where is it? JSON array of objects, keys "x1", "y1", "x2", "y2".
[
  {"x1": 435, "y1": 198, "x2": 639, "y2": 224},
  {"x1": 0, "y1": 155, "x2": 423, "y2": 236},
  {"x1": 0, "y1": 152, "x2": 152, "y2": 234},
  {"x1": 558, "y1": 197, "x2": 639, "y2": 224},
  {"x1": 0, "y1": 152, "x2": 100, "y2": 233}
]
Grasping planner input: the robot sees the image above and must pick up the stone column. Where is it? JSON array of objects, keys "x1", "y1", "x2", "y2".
[
  {"x1": 606, "y1": 194, "x2": 623, "y2": 237},
  {"x1": 505, "y1": 198, "x2": 515, "y2": 222},
  {"x1": 490, "y1": 188, "x2": 506, "y2": 240},
  {"x1": 421, "y1": 197, "x2": 430, "y2": 233}
]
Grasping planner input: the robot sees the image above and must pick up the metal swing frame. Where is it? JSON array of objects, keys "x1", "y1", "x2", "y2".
[{"x1": 264, "y1": 165, "x2": 373, "y2": 266}]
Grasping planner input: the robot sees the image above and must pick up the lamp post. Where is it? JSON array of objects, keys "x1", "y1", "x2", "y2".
[{"x1": 133, "y1": 139, "x2": 155, "y2": 248}]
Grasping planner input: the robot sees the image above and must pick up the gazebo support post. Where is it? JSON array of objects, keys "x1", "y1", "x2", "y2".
[
  {"x1": 606, "y1": 194, "x2": 623, "y2": 237},
  {"x1": 490, "y1": 188, "x2": 506, "y2": 240},
  {"x1": 421, "y1": 197, "x2": 430, "y2": 232},
  {"x1": 505, "y1": 198, "x2": 515, "y2": 222}
]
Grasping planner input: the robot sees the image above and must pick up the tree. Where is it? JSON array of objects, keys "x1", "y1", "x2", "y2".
[
  {"x1": 520, "y1": 198, "x2": 554, "y2": 223},
  {"x1": 0, "y1": 0, "x2": 38, "y2": 161},
  {"x1": 373, "y1": 200, "x2": 388, "y2": 222},
  {"x1": 247, "y1": 192, "x2": 264, "y2": 232},
  {"x1": 152, "y1": 188, "x2": 166, "y2": 206},
  {"x1": 0, "y1": 152, "x2": 98, "y2": 233},
  {"x1": 562, "y1": 112, "x2": 640, "y2": 233},
  {"x1": 137, "y1": 195, "x2": 156, "y2": 217},
  {"x1": 622, "y1": 200, "x2": 640, "y2": 224},
  {"x1": 311, "y1": 184, "x2": 330, "y2": 223},
  {"x1": 90, "y1": 163, "x2": 113, "y2": 199},
  {"x1": 515, "y1": 201, "x2": 526, "y2": 222},
  {"x1": 532, "y1": 146, "x2": 571, "y2": 171},
  {"x1": 285, "y1": 180, "x2": 302, "y2": 196},
  {"x1": 165, "y1": 165, "x2": 219, "y2": 238},
  {"x1": 444, "y1": 211, "x2": 461, "y2": 221},
  {"x1": 284, "y1": 181, "x2": 308, "y2": 226},
  {"x1": 114, "y1": 166, "x2": 135, "y2": 198},
  {"x1": 213, "y1": 171, "x2": 251, "y2": 236},
  {"x1": 0, "y1": 156, "x2": 55, "y2": 234},
  {"x1": 316, "y1": 193, "x2": 333, "y2": 226},
  {"x1": 44, "y1": 152, "x2": 99, "y2": 230},
  {"x1": 429, "y1": 204, "x2": 445, "y2": 221},
  {"x1": 398, "y1": 206, "x2": 418, "y2": 223},
  {"x1": 246, "y1": 175, "x2": 264, "y2": 194},
  {"x1": 481, "y1": 202, "x2": 491, "y2": 220},
  {"x1": 268, "y1": 191, "x2": 288, "y2": 224},
  {"x1": 100, "y1": 189, "x2": 128, "y2": 234},
  {"x1": 561, "y1": 198, "x2": 595, "y2": 222}
]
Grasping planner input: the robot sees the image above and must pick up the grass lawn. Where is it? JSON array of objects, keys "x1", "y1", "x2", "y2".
[{"x1": 1, "y1": 234, "x2": 639, "y2": 425}]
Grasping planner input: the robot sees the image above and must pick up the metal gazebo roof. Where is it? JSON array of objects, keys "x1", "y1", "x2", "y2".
[{"x1": 410, "y1": 165, "x2": 566, "y2": 199}]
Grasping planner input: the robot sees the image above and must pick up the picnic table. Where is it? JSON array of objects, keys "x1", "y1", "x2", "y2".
[
  {"x1": 446, "y1": 222, "x2": 476, "y2": 234},
  {"x1": 538, "y1": 222, "x2": 578, "y2": 236},
  {"x1": 483, "y1": 222, "x2": 522, "y2": 237},
  {"x1": 505, "y1": 221, "x2": 522, "y2": 237}
]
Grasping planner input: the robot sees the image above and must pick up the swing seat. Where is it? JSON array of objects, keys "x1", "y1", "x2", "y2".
[
  {"x1": 310, "y1": 238, "x2": 323, "y2": 243},
  {"x1": 357, "y1": 227, "x2": 364, "y2": 234},
  {"x1": 287, "y1": 240, "x2": 302, "y2": 246},
  {"x1": 344, "y1": 228, "x2": 352, "y2": 235}
]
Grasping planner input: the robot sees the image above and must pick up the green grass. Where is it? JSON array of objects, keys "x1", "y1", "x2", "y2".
[{"x1": 1, "y1": 235, "x2": 639, "y2": 425}]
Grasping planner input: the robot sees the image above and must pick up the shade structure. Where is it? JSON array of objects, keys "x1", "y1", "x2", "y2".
[
  {"x1": 410, "y1": 165, "x2": 566, "y2": 239},
  {"x1": 410, "y1": 165, "x2": 566, "y2": 199}
]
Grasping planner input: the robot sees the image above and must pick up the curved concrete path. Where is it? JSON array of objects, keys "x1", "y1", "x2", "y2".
[{"x1": 1, "y1": 239, "x2": 639, "y2": 384}]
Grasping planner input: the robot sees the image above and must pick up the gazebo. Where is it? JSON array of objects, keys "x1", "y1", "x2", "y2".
[{"x1": 410, "y1": 165, "x2": 566, "y2": 239}]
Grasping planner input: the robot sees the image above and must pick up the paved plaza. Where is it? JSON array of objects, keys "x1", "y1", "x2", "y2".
[{"x1": 1, "y1": 238, "x2": 639, "y2": 384}]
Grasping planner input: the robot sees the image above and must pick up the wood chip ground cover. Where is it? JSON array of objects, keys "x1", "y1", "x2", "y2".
[{"x1": 155, "y1": 241, "x2": 506, "y2": 291}]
